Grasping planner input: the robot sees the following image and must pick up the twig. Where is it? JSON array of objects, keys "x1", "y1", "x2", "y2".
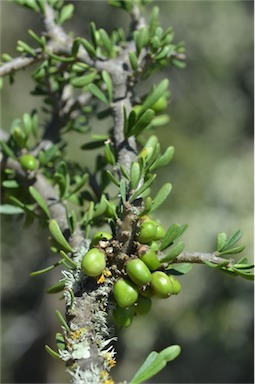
[{"x1": 175, "y1": 251, "x2": 234, "y2": 267}]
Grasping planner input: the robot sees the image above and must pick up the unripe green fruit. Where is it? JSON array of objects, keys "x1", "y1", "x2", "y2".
[
  {"x1": 81, "y1": 248, "x2": 106, "y2": 277},
  {"x1": 136, "y1": 220, "x2": 157, "y2": 244},
  {"x1": 113, "y1": 279, "x2": 138, "y2": 308},
  {"x1": 112, "y1": 305, "x2": 134, "y2": 328},
  {"x1": 134, "y1": 296, "x2": 152, "y2": 316},
  {"x1": 168, "y1": 275, "x2": 182, "y2": 294},
  {"x1": 154, "y1": 224, "x2": 165, "y2": 241},
  {"x1": 91, "y1": 231, "x2": 112, "y2": 246},
  {"x1": 151, "y1": 271, "x2": 174, "y2": 298},
  {"x1": 151, "y1": 96, "x2": 167, "y2": 113},
  {"x1": 126, "y1": 259, "x2": 152, "y2": 287},
  {"x1": 148, "y1": 241, "x2": 160, "y2": 251},
  {"x1": 20, "y1": 154, "x2": 38, "y2": 171},
  {"x1": 139, "y1": 248, "x2": 160, "y2": 271}
]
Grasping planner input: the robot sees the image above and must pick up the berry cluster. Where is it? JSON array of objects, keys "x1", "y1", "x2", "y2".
[{"x1": 81, "y1": 217, "x2": 182, "y2": 328}]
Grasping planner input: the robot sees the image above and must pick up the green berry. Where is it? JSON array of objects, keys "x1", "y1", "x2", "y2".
[
  {"x1": 151, "y1": 96, "x2": 167, "y2": 113},
  {"x1": 154, "y1": 224, "x2": 165, "y2": 241},
  {"x1": 113, "y1": 279, "x2": 138, "y2": 308},
  {"x1": 137, "y1": 220, "x2": 157, "y2": 244},
  {"x1": 81, "y1": 248, "x2": 106, "y2": 277},
  {"x1": 151, "y1": 271, "x2": 174, "y2": 298},
  {"x1": 139, "y1": 248, "x2": 160, "y2": 271},
  {"x1": 134, "y1": 296, "x2": 152, "y2": 316},
  {"x1": 112, "y1": 305, "x2": 134, "y2": 328},
  {"x1": 168, "y1": 275, "x2": 182, "y2": 294},
  {"x1": 20, "y1": 154, "x2": 38, "y2": 171},
  {"x1": 91, "y1": 231, "x2": 112, "y2": 246},
  {"x1": 148, "y1": 241, "x2": 160, "y2": 251},
  {"x1": 126, "y1": 259, "x2": 152, "y2": 287}
]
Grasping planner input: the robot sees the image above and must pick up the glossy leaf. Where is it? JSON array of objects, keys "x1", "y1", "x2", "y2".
[
  {"x1": 130, "y1": 345, "x2": 181, "y2": 384},
  {"x1": 150, "y1": 183, "x2": 172, "y2": 213},
  {"x1": 160, "y1": 241, "x2": 185, "y2": 263},
  {"x1": 48, "y1": 219, "x2": 74, "y2": 253},
  {"x1": 130, "y1": 174, "x2": 156, "y2": 202},
  {"x1": 58, "y1": 4, "x2": 74, "y2": 25},
  {"x1": 45, "y1": 345, "x2": 60, "y2": 359},
  {"x1": 88, "y1": 83, "x2": 108, "y2": 105},
  {"x1": 55, "y1": 310, "x2": 70, "y2": 333},
  {"x1": 0, "y1": 204, "x2": 24, "y2": 215},
  {"x1": 29, "y1": 186, "x2": 51, "y2": 218},
  {"x1": 71, "y1": 72, "x2": 97, "y2": 88},
  {"x1": 130, "y1": 162, "x2": 141, "y2": 189},
  {"x1": 128, "y1": 109, "x2": 155, "y2": 137},
  {"x1": 102, "y1": 70, "x2": 113, "y2": 102},
  {"x1": 217, "y1": 232, "x2": 228, "y2": 251},
  {"x1": 220, "y1": 230, "x2": 243, "y2": 252},
  {"x1": 138, "y1": 79, "x2": 169, "y2": 118}
]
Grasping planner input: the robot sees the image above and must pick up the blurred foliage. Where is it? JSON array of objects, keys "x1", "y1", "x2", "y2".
[{"x1": 0, "y1": 1, "x2": 253, "y2": 383}]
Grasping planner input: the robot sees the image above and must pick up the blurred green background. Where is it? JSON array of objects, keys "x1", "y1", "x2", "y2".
[{"x1": 1, "y1": 1, "x2": 253, "y2": 383}]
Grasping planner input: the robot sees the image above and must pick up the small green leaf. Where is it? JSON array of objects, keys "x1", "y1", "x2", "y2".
[
  {"x1": 130, "y1": 162, "x2": 141, "y2": 190},
  {"x1": 102, "y1": 70, "x2": 113, "y2": 102},
  {"x1": 17, "y1": 40, "x2": 36, "y2": 57},
  {"x1": 130, "y1": 345, "x2": 181, "y2": 384},
  {"x1": 138, "y1": 79, "x2": 169, "y2": 118},
  {"x1": 149, "y1": 146, "x2": 174, "y2": 171},
  {"x1": 2, "y1": 180, "x2": 19, "y2": 189},
  {"x1": 29, "y1": 186, "x2": 51, "y2": 218},
  {"x1": 220, "y1": 230, "x2": 243, "y2": 252},
  {"x1": 160, "y1": 224, "x2": 182, "y2": 251},
  {"x1": 38, "y1": 145, "x2": 59, "y2": 165},
  {"x1": 120, "y1": 179, "x2": 127, "y2": 203},
  {"x1": 128, "y1": 109, "x2": 155, "y2": 137},
  {"x1": 0, "y1": 140, "x2": 16, "y2": 160},
  {"x1": 28, "y1": 29, "x2": 45, "y2": 48},
  {"x1": 130, "y1": 351, "x2": 165, "y2": 384},
  {"x1": 45, "y1": 345, "x2": 60, "y2": 359},
  {"x1": 150, "y1": 183, "x2": 172, "y2": 213},
  {"x1": 167, "y1": 263, "x2": 192, "y2": 275},
  {"x1": 172, "y1": 59, "x2": 186, "y2": 69},
  {"x1": 60, "y1": 250, "x2": 77, "y2": 268},
  {"x1": 219, "y1": 245, "x2": 246, "y2": 256},
  {"x1": 104, "y1": 142, "x2": 116, "y2": 165},
  {"x1": 232, "y1": 262, "x2": 254, "y2": 270},
  {"x1": 81, "y1": 140, "x2": 105, "y2": 150},
  {"x1": 203, "y1": 259, "x2": 231, "y2": 269},
  {"x1": 0, "y1": 204, "x2": 24, "y2": 215},
  {"x1": 78, "y1": 37, "x2": 97, "y2": 57},
  {"x1": 99, "y1": 28, "x2": 113, "y2": 56},
  {"x1": 57, "y1": 4, "x2": 74, "y2": 25},
  {"x1": 106, "y1": 170, "x2": 120, "y2": 186},
  {"x1": 56, "y1": 332, "x2": 66, "y2": 351},
  {"x1": 160, "y1": 241, "x2": 185, "y2": 263},
  {"x1": 30, "y1": 261, "x2": 62, "y2": 276},
  {"x1": 130, "y1": 174, "x2": 156, "y2": 202},
  {"x1": 217, "y1": 232, "x2": 228, "y2": 251},
  {"x1": 88, "y1": 83, "x2": 109, "y2": 105},
  {"x1": 159, "y1": 345, "x2": 181, "y2": 363},
  {"x1": 89, "y1": 21, "x2": 98, "y2": 49},
  {"x1": 48, "y1": 219, "x2": 74, "y2": 253},
  {"x1": 151, "y1": 114, "x2": 170, "y2": 128},
  {"x1": 55, "y1": 310, "x2": 70, "y2": 333},
  {"x1": 134, "y1": 27, "x2": 150, "y2": 55},
  {"x1": 47, "y1": 280, "x2": 66, "y2": 294},
  {"x1": 71, "y1": 72, "x2": 97, "y2": 88},
  {"x1": 129, "y1": 51, "x2": 138, "y2": 71}
]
